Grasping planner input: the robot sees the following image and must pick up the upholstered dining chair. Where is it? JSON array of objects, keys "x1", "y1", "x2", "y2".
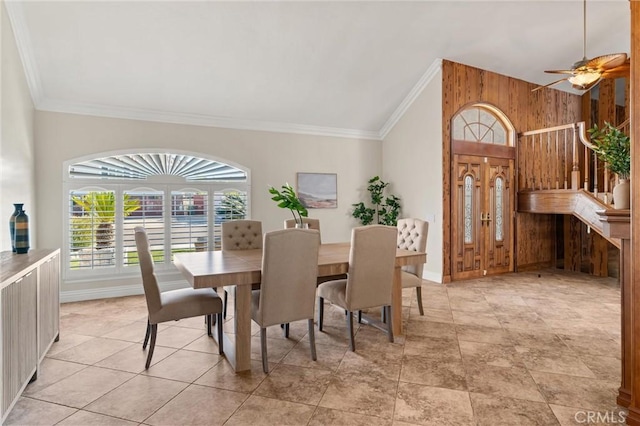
[
  {"x1": 221, "y1": 220, "x2": 263, "y2": 318},
  {"x1": 397, "y1": 218, "x2": 429, "y2": 315},
  {"x1": 134, "y1": 227, "x2": 223, "y2": 369},
  {"x1": 251, "y1": 228, "x2": 321, "y2": 373},
  {"x1": 317, "y1": 225, "x2": 397, "y2": 351},
  {"x1": 284, "y1": 218, "x2": 321, "y2": 240}
]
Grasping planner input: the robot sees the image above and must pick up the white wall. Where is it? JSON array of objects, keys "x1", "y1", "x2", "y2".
[
  {"x1": 34, "y1": 111, "x2": 381, "y2": 298},
  {"x1": 1, "y1": 1, "x2": 36, "y2": 252},
  {"x1": 382, "y1": 68, "x2": 443, "y2": 282}
]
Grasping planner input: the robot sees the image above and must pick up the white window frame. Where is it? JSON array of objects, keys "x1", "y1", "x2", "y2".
[{"x1": 62, "y1": 150, "x2": 250, "y2": 282}]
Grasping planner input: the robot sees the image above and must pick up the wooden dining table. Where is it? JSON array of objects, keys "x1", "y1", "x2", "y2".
[{"x1": 174, "y1": 242, "x2": 426, "y2": 372}]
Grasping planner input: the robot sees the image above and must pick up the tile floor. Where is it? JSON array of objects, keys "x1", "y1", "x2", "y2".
[{"x1": 6, "y1": 269, "x2": 625, "y2": 426}]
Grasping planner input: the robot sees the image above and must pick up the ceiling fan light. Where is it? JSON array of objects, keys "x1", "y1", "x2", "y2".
[{"x1": 568, "y1": 71, "x2": 602, "y2": 89}]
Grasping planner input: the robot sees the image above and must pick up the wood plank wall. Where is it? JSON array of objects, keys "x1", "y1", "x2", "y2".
[{"x1": 441, "y1": 60, "x2": 583, "y2": 280}]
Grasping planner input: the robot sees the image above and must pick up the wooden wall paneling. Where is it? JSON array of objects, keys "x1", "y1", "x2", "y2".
[
  {"x1": 599, "y1": 79, "x2": 616, "y2": 126},
  {"x1": 563, "y1": 215, "x2": 581, "y2": 271},
  {"x1": 589, "y1": 233, "x2": 609, "y2": 277},
  {"x1": 442, "y1": 61, "x2": 454, "y2": 282}
]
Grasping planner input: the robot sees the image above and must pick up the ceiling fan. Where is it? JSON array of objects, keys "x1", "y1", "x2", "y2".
[{"x1": 532, "y1": 0, "x2": 629, "y2": 92}]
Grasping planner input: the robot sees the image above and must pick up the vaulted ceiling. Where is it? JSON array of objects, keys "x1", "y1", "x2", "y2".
[{"x1": 5, "y1": 1, "x2": 630, "y2": 140}]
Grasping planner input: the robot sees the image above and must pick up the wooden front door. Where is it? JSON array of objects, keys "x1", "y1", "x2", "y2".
[{"x1": 452, "y1": 154, "x2": 514, "y2": 280}]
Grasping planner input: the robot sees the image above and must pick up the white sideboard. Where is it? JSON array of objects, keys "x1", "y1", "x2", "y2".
[{"x1": 0, "y1": 249, "x2": 60, "y2": 423}]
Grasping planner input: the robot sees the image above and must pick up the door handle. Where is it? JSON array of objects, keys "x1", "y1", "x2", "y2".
[{"x1": 480, "y1": 212, "x2": 492, "y2": 224}]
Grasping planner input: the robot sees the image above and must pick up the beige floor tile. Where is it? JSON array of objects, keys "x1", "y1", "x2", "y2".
[
  {"x1": 508, "y1": 329, "x2": 572, "y2": 353},
  {"x1": 404, "y1": 320, "x2": 457, "y2": 340},
  {"x1": 400, "y1": 355, "x2": 467, "y2": 391},
  {"x1": 559, "y1": 333, "x2": 621, "y2": 359},
  {"x1": 470, "y1": 393, "x2": 559, "y2": 426},
  {"x1": 145, "y1": 383, "x2": 247, "y2": 425},
  {"x1": 579, "y1": 355, "x2": 621, "y2": 381},
  {"x1": 531, "y1": 371, "x2": 619, "y2": 410},
  {"x1": 549, "y1": 404, "x2": 628, "y2": 426},
  {"x1": 84, "y1": 374, "x2": 187, "y2": 422},
  {"x1": 338, "y1": 348, "x2": 402, "y2": 381},
  {"x1": 451, "y1": 310, "x2": 502, "y2": 328},
  {"x1": 3, "y1": 397, "x2": 77, "y2": 426},
  {"x1": 49, "y1": 337, "x2": 133, "y2": 365},
  {"x1": 414, "y1": 308, "x2": 454, "y2": 324},
  {"x1": 516, "y1": 347, "x2": 597, "y2": 378},
  {"x1": 59, "y1": 313, "x2": 136, "y2": 337},
  {"x1": 195, "y1": 359, "x2": 268, "y2": 392},
  {"x1": 95, "y1": 343, "x2": 176, "y2": 373},
  {"x1": 45, "y1": 334, "x2": 95, "y2": 356},
  {"x1": 353, "y1": 326, "x2": 405, "y2": 356},
  {"x1": 455, "y1": 324, "x2": 512, "y2": 346},
  {"x1": 142, "y1": 349, "x2": 223, "y2": 382},
  {"x1": 250, "y1": 335, "x2": 297, "y2": 363},
  {"x1": 154, "y1": 325, "x2": 207, "y2": 348},
  {"x1": 28, "y1": 366, "x2": 134, "y2": 408},
  {"x1": 101, "y1": 321, "x2": 153, "y2": 343},
  {"x1": 183, "y1": 334, "x2": 223, "y2": 354},
  {"x1": 319, "y1": 372, "x2": 398, "y2": 419},
  {"x1": 403, "y1": 335, "x2": 461, "y2": 360},
  {"x1": 281, "y1": 341, "x2": 347, "y2": 371},
  {"x1": 459, "y1": 340, "x2": 525, "y2": 369},
  {"x1": 23, "y1": 358, "x2": 87, "y2": 396},
  {"x1": 464, "y1": 364, "x2": 545, "y2": 402},
  {"x1": 309, "y1": 407, "x2": 391, "y2": 426},
  {"x1": 395, "y1": 382, "x2": 474, "y2": 426},
  {"x1": 254, "y1": 364, "x2": 333, "y2": 405},
  {"x1": 57, "y1": 410, "x2": 139, "y2": 425},
  {"x1": 225, "y1": 395, "x2": 315, "y2": 426}
]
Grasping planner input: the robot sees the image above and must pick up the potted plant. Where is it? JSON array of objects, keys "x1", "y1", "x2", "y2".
[
  {"x1": 352, "y1": 176, "x2": 401, "y2": 226},
  {"x1": 268, "y1": 183, "x2": 308, "y2": 227},
  {"x1": 588, "y1": 122, "x2": 631, "y2": 209}
]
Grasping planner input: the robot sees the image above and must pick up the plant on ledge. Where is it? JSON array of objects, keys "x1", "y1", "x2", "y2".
[
  {"x1": 352, "y1": 176, "x2": 401, "y2": 226},
  {"x1": 269, "y1": 183, "x2": 308, "y2": 226},
  {"x1": 588, "y1": 122, "x2": 630, "y2": 179}
]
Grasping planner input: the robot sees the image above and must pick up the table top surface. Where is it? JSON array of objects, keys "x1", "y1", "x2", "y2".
[{"x1": 174, "y1": 242, "x2": 426, "y2": 288}]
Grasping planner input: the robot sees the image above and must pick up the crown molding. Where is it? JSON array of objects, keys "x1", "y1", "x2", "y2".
[
  {"x1": 5, "y1": 1, "x2": 44, "y2": 105},
  {"x1": 378, "y1": 58, "x2": 443, "y2": 140},
  {"x1": 37, "y1": 98, "x2": 382, "y2": 141}
]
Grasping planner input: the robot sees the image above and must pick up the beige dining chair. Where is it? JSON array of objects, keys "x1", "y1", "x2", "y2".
[
  {"x1": 251, "y1": 228, "x2": 321, "y2": 373},
  {"x1": 397, "y1": 218, "x2": 429, "y2": 315},
  {"x1": 221, "y1": 220, "x2": 263, "y2": 318},
  {"x1": 134, "y1": 226, "x2": 223, "y2": 369},
  {"x1": 317, "y1": 225, "x2": 397, "y2": 351}
]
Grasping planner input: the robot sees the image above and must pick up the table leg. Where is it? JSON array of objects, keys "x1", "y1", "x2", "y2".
[
  {"x1": 391, "y1": 266, "x2": 403, "y2": 336},
  {"x1": 213, "y1": 285, "x2": 252, "y2": 372}
]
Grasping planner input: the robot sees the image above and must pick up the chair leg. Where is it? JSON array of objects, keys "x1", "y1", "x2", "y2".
[
  {"x1": 283, "y1": 323, "x2": 290, "y2": 338},
  {"x1": 307, "y1": 319, "x2": 317, "y2": 361},
  {"x1": 318, "y1": 297, "x2": 324, "y2": 331},
  {"x1": 223, "y1": 289, "x2": 228, "y2": 319},
  {"x1": 143, "y1": 319, "x2": 151, "y2": 349},
  {"x1": 357, "y1": 310, "x2": 362, "y2": 323},
  {"x1": 206, "y1": 314, "x2": 212, "y2": 337},
  {"x1": 346, "y1": 310, "x2": 355, "y2": 351},
  {"x1": 260, "y1": 327, "x2": 269, "y2": 373},
  {"x1": 385, "y1": 305, "x2": 394, "y2": 343},
  {"x1": 381, "y1": 307, "x2": 386, "y2": 323},
  {"x1": 145, "y1": 323, "x2": 158, "y2": 369},
  {"x1": 216, "y1": 313, "x2": 223, "y2": 355},
  {"x1": 416, "y1": 286, "x2": 424, "y2": 316}
]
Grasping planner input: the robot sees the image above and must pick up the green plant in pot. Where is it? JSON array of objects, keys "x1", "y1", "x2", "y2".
[
  {"x1": 352, "y1": 176, "x2": 401, "y2": 226},
  {"x1": 268, "y1": 183, "x2": 308, "y2": 227},
  {"x1": 588, "y1": 122, "x2": 631, "y2": 209}
]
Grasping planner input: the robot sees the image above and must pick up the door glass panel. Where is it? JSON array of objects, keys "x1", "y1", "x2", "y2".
[
  {"x1": 495, "y1": 177, "x2": 504, "y2": 241},
  {"x1": 464, "y1": 175, "x2": 473, "y2": 244}
]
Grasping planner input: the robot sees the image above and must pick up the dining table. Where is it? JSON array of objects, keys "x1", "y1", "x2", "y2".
[{"x1": 174, "y1": 242, "x2": 426, "y2": 372}]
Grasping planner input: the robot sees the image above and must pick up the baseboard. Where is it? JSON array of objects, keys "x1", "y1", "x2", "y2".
[
  {"x1": 60, "y1": 280, "x2": 189, "y2": 303},
  {"x1": 422, "y1": 270, "x2": 442, "y2": 284}
]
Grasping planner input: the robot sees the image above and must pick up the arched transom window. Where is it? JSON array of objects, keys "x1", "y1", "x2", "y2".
[
  {"x1": 63, "y1": 152, "x2": 250, "y2": 280},
  {"x1": 452, "y1": 105, "x2": 512, "y2": 146}
]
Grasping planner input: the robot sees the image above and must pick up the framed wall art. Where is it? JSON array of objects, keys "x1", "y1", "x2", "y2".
[{"x1": 296, "y1": 172, "x2": 337, "y2": 209}]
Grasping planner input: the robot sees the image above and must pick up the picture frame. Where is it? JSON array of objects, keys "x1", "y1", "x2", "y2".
[{"x1": 296, "y1": 172, "x2": 337, "y2": 209}]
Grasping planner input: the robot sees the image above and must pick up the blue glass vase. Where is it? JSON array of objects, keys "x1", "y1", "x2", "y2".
[
  {"x1": 13, "y1": 206, "x2": 29, "y2": 254},
  {"x1": 9, "y1": 203, "x2": 23, "y2": 253}
]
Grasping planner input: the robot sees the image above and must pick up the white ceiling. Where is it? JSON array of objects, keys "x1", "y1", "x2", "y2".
[{"x1": 5, "y1": 1, "x2": 630, "y2": 140}]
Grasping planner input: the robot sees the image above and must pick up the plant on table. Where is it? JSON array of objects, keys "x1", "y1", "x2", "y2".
[{"x1": 268, "y1": 183, "x2": 308, "y2": 226}]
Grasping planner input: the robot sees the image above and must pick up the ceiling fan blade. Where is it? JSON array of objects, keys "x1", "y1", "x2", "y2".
[
  {"x1": 571, "y1": 77, "x2": 602, "y2": 91},
  {"x1": 586, "y1": 53, "x2": 628, "y2": 71},
  {"x1": 544, "y1": 69, "x2": 577, "y2": 75},
  {"x1": 532, "y1": 77, "x2": 568, "y2": 92},
  {"x1": 601, "y1": 60, "x2": 630, "y2": 79}
]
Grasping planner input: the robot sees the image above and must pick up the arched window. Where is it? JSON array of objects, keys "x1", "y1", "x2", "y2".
[
  {"x1": 452, "y1": 105, "x2": 512, "y2": 146},
  {"x1": 63, "y1": 152, "x2": 250, "y2": 279}
]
